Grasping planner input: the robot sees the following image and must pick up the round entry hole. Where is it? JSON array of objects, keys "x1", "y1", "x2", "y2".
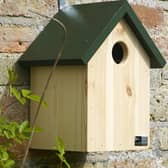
[{"x1": 112, "y1": 42, "x2": 128, "y2": 64}]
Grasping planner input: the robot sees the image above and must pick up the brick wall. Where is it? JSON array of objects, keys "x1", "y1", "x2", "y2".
[{"x1": 0, "y1": 0, "x2": 168, "y2": 167}]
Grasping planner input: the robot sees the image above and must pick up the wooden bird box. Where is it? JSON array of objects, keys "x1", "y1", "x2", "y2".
[{"x1": 19, "y1": 0, "x2": 166, "y2": 152}]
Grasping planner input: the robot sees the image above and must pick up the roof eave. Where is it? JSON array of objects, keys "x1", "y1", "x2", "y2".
[
  {"x1": 124, "y1": 1, "x2": 166, "y2": 68},
  {"x1": 19, "y1": 59, "x2": 85, "y2": 67}
]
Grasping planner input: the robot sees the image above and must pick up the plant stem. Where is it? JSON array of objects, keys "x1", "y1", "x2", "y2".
[{"x1": 60, "y1": 161, "x2": 63, "y2": 168}]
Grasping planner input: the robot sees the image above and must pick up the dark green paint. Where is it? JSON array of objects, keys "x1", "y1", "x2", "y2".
[{"x1": 19, "y1": 0, "x2": 166, "y2": 68}]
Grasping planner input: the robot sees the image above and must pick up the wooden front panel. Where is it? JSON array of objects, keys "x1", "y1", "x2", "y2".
[
  {"x1": 87, "y1": 39, "x2": 107, "y2": 151},
  {"x1": 87, "y1": 19, "x2": 150, "y2": 151},
  {"x1": 30, "y1": 66, "x2": 87, "y2": 151}
]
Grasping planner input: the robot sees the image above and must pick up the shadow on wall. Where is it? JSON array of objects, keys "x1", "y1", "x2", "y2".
[{"x1": 26, "y1": 150, "x2": 87, "y2": 167}]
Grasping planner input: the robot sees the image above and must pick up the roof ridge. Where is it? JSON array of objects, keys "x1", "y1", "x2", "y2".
[{"x1": 83, "y1": 0, "x2": 127, "y2": 63}]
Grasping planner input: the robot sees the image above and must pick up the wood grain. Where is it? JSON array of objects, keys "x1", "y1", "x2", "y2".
[
  {"x1": 30, "y1": 19, "x2": 150, "y2": 151},
  {"x1": 30, "y1": 66, "x2": 87, "y2": 151}
]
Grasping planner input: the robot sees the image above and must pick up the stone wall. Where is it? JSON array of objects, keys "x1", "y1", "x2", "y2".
[{"x1": 0, "y1": 0, "x2": 168, "y2": 167}]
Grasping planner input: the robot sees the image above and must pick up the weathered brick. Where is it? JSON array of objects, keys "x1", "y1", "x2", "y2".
[
  {"x1": 0, "y1": 41, "x2": 31, "y2": 53},
  {"x1": 10, "y1": 142, "x2": 27, "y2": 161},
  {"x1": 0, "y1": 16, "x2": 49, "y2": 27},
  {"x1": 0, "y1": 0, "x2": 58, "y2": 17},
  {"x1": 108, "y1": 160, "x2": 154, "y2": 168},
  {"x1": 114, "y1": 161, "x2": 128, "y2": 168},
  {"x1": 135, "y1": 160, "x2": 154, "y2": 168},
  {"x1": 0, "y1": 53, "x2": 29, "y2": 85},
  {"x1": 162, "y1": 159, "x2": 168, "y2": 167},
  {"x1": 147, "y1": 12, "x2": 168, "y2": 58},
  {"x1": 150, "y1": 88, "x2": 167, "y2": 122},
  {"x1": 150, "y1": 62, "x2": 168, "y2": 122},
  {"x1": 158, "y1": 0, "x2": 168, "y2": 11},
  {"x1": 129, "y1": 0, "x2": 157, "y2": 7},
  {"x1": 150, "y1": 127, "x2": 156, "y2": 149},
  {"x1": 0, "y1": 26, "x2": 39, "y2": 52},
  {"x1": 150, "y1": 69, "x2": 162, "y2": 89},
  {"x1": 159, "y1": 127, "x2": 168, "y2": 150},
  {"x1": 0, "y1": 26, "x2": 37, "y2": 41},
  {"x1": 154, "y1": 36, "x2": 168, "y2": 57},
  {"x1": 0, "y1": 86, "x2": 28, "y2": 122},
  {"x1": 132, "y1": 5, "x2": 164, "y2": 28}
]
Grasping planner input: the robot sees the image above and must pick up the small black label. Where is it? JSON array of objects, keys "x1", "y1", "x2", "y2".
[{"x1": 135, "y1": 136, "x2": 148, "y2": 146}]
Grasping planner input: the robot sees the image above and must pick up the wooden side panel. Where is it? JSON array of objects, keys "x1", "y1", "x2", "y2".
[
  {"x1": 87, "y1": 19, "x2": 150, "y2": 151},
  {"x1": 30, "y1": 66, "x2": 87, "y2": 151}
]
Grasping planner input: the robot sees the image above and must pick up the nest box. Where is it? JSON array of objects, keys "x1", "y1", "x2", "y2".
[{"x1": 19, "y1": 0, "x2": 166, "y2": 152}]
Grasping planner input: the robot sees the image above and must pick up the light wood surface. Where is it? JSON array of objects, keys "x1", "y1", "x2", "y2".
[
  {"x1": 30, "y1": 19, "x2": 150, "y2": 151},
  {"x1": 87, "y1": 19, "x2": 150, "y2": 151},
  {"x1": 30, "y1": 66, "x2": 87, "y2": 151}
]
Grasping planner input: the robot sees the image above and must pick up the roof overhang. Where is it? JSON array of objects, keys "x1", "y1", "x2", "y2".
[{"x1": 19, "y1": 0, "x2": 166, "y2": 68}]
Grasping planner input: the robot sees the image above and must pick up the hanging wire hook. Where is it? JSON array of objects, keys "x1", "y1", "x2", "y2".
[
  {"x1": 58, "y1": 0, "x2": 61, "y2": 11},
  {"x1": 20, "y1": 10, "x2": 67, "y2": 168},
  {"x1": 58, "y1": 0, "x2": 67, "y2": 10}
]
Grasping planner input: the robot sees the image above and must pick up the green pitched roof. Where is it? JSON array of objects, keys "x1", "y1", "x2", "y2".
[{"x1": 19, "y1": 0, "x2": 166, "y2": 68}]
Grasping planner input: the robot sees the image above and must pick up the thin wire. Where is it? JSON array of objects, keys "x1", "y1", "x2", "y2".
[
  {"x1": 20, "y1": 10, "x2": 67, "y2": 168},
  {"x1": 57, "y1": 0, "x2": 60, "y2": 11}
]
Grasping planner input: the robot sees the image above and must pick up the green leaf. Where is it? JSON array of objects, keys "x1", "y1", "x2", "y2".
[
  {"x1": 1, "y1": 152, "x2": 9, "y2": 161},
  {"x1": 10, "y1": 87, "x2": 20, "y2": 100},
  {"x1": 55, "y1": 137, "x2": 71, "y2": 168},
  {"x1": 26, "y1": 94, "x2": 40, "y2": 102},
  {"x1": 57, "y1": 154, "x2": 71, "y2": 168},
  {"x1": 56, "y1": 137, "x2": 65, "y2": 156},
  {"x1": 29, "y1": 94, "x2": 47, "y2": 108},
  {"x1": 8, "y1": 68, "x2": 17, "y2": 84},
  {"x1": 10, "y1": 87, "x2": 26, "y2": 105},
  {"x1": 4, "y1": 160, "x2": 15, "y2": 168},
  {"x1": 3, "y1": 131, "x2": 10, "y2": 139},
  {"x1": 0, "y1": 116, "x2": 33, "y2": 168},
  {"x1": 19, "y1": 121, "x2": 29, "y2": 133},
  {"x1": 21, "y1": 89, "x2": 32, "y2": 97},
  {"x1": 34, "y1": 127, "x2": 42, "y2": 133},
  {"x1": 21, "y1": 89, "x2": 47, "y2": 108},
  {"x1": 62, "y1": 158, "x2": 71, "y2": 168}
]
